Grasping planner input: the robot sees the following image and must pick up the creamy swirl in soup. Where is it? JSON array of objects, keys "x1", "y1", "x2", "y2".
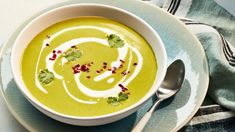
[{"x1": 21, "y1": 17, "x2": 157, "y2": 116}]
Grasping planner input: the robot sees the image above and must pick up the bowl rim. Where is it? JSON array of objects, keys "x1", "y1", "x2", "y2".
[{"x1": 11, "y1": 3, "x2": 167, "y2": 120}]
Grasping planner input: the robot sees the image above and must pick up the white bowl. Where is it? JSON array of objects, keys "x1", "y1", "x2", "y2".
[{"x1": 11, "y1": 3, "x2": 167, "y2": 126}]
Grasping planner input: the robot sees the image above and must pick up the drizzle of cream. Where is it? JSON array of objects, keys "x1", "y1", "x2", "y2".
[
  {"x1": 51, "y1": 26, "x2": 114, "y2": 37},
  {"x1": 122, "y1": 47, "x2": 143, "y2": 86},
  {"x1": 74, "y1": 73, "x2": 121, "y2": 98},
  {"x1": 35, "y1": 39, "x2": 49, "y2": 94},
  {"x1": 61, "y1": 57, "x2": 68, "y2": 66},
  {"x1": 62, "y1": 81, "x2": 97, "y2": 104},
  {"x1": 107, "y1": 78, "x2": 114, "y2": 83}
]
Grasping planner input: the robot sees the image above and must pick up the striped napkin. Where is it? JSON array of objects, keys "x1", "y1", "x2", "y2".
[{"x1": 144, "y1": 0, "x2": 235, "y2": 131}]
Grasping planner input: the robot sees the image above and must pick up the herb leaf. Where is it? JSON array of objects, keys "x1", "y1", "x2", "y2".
[
  {"x1": 107, "y1": 92, "x2": 129, "y2": 106},
  {"x1": 118, "y1": 92, "x2": 128, "y2": 102},
  {"x1": 107, "y1": 34, "x2": 125, "y2": 48},
  {"x1": 38, "y1": 69, "x2": 54, "y2": 85},
  {"x1": 107, "y1": 97, "x2": 120, "y2": 106},
  {"x1": 63, "y1": 48, "x2": 82, "y2": 61}
]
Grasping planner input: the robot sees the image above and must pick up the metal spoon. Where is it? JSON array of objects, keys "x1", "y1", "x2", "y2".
[{"x1": 132, "y1": 59, "x2": 185, "y2": 132}]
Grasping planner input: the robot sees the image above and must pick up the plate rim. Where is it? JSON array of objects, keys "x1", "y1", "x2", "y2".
[
  {"x1": 141, "y1": 2, "x2": 209, "y2": 131},
  {"x1": 0, "y1": 0, "x2": 209, "y2": 131}
]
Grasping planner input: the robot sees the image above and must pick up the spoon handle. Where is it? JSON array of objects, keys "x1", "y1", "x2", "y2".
[
  {"x1": 131, "y1": 112, "x2": 152, "y2": 132},
  {"x1": 131, "y1": 99, "x2": 162, "y2": 132}
]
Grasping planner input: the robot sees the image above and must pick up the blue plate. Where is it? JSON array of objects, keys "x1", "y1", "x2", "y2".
[{"x1": 0, "y1": 0, "x2": 209, "y2": 131}]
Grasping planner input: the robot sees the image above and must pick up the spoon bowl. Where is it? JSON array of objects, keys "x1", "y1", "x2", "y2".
[{"x1": 157, "y1": 60, "x2": 185, "y2": 99}]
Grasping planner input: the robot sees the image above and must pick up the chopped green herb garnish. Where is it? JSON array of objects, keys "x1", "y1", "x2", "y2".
[
  {"x1": 63, "y1": 48, "x2": 82, "y2": 61},
  {"x1": 107, "y1": 92, "x2": 129, "y2": 106},
  {"x1": 107, "y1": 34, "x2": 125, "y2": 48},
  {"x1": 38, "y1": 69, "x2": 54, "y2": 85},
  {"x1": 107, "y1": 97, "x2": 120, "y2": 106},
  {"x1": 118, "y1": 92, "x2": 128, "y2": 102}
]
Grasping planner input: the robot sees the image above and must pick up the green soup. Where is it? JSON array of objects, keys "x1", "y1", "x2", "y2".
[{"x1": 21, "y1": 17, "x2": 157, "y2": 116}]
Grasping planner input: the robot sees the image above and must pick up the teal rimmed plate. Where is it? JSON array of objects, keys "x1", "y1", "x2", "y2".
[{"x1": 0, "y1": 0, "x2": 209, "y2": 131}]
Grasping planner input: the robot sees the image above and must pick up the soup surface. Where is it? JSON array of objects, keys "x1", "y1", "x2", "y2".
[{"x1": 21, "y1": 17, "x2": 157, "y2": 116}]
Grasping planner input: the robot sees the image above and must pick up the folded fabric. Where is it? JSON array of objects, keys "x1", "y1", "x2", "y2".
[
  {"x1": 183, "y1": 103, "x2": 235, "y2": 131},
  {"x1": 146, "y1": 0, "x2": 235, "y2": 111}
]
